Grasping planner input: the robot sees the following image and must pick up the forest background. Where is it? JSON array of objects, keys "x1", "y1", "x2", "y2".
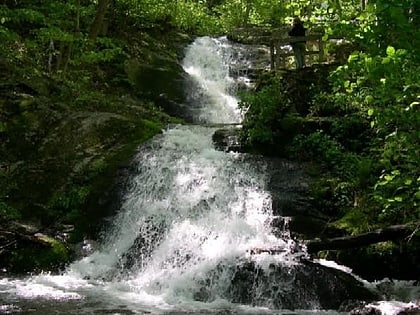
[{"x1": 0, "y1": 0, "x2": 419, "y2": 276}]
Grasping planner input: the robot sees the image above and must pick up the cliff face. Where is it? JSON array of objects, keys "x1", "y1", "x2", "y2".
[{"x1": 0, "y1": 29, "x2": 192, "y2": 273}]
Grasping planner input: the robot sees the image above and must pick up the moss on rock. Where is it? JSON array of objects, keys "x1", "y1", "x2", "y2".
[
  {"x1": 8, "y1": 234, "x2": 70, "y2": 273},
  {"x1": 0, "y1": 27, "x2": 191, "y2": 273}
]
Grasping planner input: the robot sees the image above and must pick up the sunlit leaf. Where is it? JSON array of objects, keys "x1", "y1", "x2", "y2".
[
  {"x1": 404, "y1": 179, "x2": 413, "y2": 185},
  {"x1": 386, "y1": 46, "x2": 395, "y2": 56},
  {"x1": 382, "y1": 57, "x2": 391, "y2": 64}
]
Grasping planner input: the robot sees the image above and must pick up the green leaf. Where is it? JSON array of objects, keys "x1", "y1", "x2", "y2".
[
  {"x1": 386, "y1": 46, "x2": 395, "y2": 56},
  {"x1": 384, "y1": 174, "x2": 393, "y2": 181},
  {"x1": 348, "y1": 53, "x2": 359, "y2": 62},
  {"x1": 415, "y1": 191, "x2": 420, "y2": 200},
  {"x1": 382, "y1": 57, "x2": 391, "y2": 64}
]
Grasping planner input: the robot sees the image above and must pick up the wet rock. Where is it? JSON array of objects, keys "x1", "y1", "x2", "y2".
[
  {"x1": 191, "y1": 256, "x2": 378, "y2": 310},
  {"x1": 125, "y1": 57, "x2": 189, "y2": 120},
  {"x1": 264, "y1": 158, "x2": 328, "y2": 225},
  {"x1": 226, "y1": 259, "x2": 378, "y2": 311},
  {"x1": 325, "y1": 242, "x2": 420, "y2": 281},
  {"x1": 115, "y1": 217, "x2": 168, "y2": 275},
  {"x1": 72, "y1": 239, "x2": 99, "y2": 259},
  {"x1": 212, "y1": 127, "x2": 243, "y2": 152}
]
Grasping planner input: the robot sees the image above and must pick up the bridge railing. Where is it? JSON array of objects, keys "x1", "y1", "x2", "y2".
[
  {"x1": 270, "y1": 34, "x2": 324, "y2": 70},
  {"x1": 229, "y1": 27, "x2": 326, "y2": 70}
]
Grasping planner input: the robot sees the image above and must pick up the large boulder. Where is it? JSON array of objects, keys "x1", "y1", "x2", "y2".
[
  {"x1": 193, "y1": 259, "x2": 378, "y2": 311},
  {"x1": 125, "y1": 55, "x2": 190, "y2": 120}
]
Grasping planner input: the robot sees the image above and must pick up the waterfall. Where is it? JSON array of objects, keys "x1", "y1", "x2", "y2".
[
  {"x1": 1, "y1": 36, "x2": 419, "y2": 315},
  {"x1": 182, "y1": 36, "x2": 242, "y2": 124},
  {"x1": 63, "y1": 36, "x2": 300, "y2": 308}
]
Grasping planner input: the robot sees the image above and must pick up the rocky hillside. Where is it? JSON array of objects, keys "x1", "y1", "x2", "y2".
[{"x1": 0, "y1": 28, "x2": 192, "y2": 273}]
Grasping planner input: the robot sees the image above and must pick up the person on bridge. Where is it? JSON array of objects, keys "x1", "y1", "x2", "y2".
[{"x1": 288, "y1": 17, "x2": 306, "y2": 69}]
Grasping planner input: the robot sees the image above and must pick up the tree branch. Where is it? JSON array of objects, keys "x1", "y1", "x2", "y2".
[{"x1": 306, "y1": 221, "x2": 420, "y2": 254}]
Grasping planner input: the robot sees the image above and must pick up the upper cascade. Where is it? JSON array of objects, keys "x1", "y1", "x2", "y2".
[{"x1": 182, "y1": 36, "x2": 243, "y2": 124}]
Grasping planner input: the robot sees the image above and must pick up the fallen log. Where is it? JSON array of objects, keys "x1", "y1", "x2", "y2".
[{"x1": 306, "y1": 221, "x2": 420, "y2": 254}]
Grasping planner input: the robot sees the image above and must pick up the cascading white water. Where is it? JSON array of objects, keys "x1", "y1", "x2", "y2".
[
  {"x1": 1, "y1": 36, "x2": 419, "y2": 315},
  {"x1": 60, "y1": 36, "x2": 300, "y2": 309},
  {"x1": 0, "y1": 36, "x2": 299, "y2": 314},
  {"x1": 182, "y1": 36, "x2": 242, "y2": 124}
]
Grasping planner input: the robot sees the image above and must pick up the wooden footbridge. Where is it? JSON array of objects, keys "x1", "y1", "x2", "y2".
[{"x1": 229, "y1": 26, "x2": 329, "y2": 70}]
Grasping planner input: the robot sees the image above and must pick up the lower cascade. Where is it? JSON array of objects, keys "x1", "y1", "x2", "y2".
[{"x1": 0, "y1": 37, "x2": 419, "y2": 315}]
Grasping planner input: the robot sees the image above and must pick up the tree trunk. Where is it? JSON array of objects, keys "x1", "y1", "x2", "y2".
[
  {"x1": 249, "y1": 222, "x2": 420, "y2": 256},
  {"x1": 243, "y1": 0, "x2": 252, "y2": 27},
  {"x1": 75, "y1": 0, "x2": 80, "y2": 33},
  {"x1": 89, "y1": 0, "x2": 110, "y2": 41},
  {"x1": 306, "y1": 221, "x2": 420, "y2": 254}
]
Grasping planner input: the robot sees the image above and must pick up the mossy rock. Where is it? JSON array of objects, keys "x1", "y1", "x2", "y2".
[
  {"x1": 8, "y1": 234, "x2": 70, "y2": 273},
  {"x1": 125, "y1": 57, "x2": 189, "y2": 119}
]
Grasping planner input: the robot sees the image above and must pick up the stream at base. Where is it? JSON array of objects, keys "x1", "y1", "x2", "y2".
[{"x1": 0, "y1": 37, "x2": 419, "y2": 315}]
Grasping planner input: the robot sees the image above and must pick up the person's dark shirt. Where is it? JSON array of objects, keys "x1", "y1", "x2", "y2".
[{"x1": 288, "y1": 23, "x2": 306, "y2": 37}]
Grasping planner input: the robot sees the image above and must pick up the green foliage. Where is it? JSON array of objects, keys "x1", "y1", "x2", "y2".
[
  {"x1": 114, "y1": 0, "x2": 221, "y2": 34},
  {"x1": 76, "y1": 37, "x2": 126, "y2": 64},
  {"x1": 329, "y1": 45, "x2": 420, "y2": 223},
  {"x1": 172, "y1": 1, "x2": 221, "y2": 34},
  {"x1": 330, "y1": 113, "x2": 371, "y2": 152},
  {"x1": 239, "y1": 78, "x2": 289, "y2": 149},
  {"x1": 0, "y1": 25, "x2": 18, "y2": 42},
  {"x1": 333, "y1": 206, "x2": 376, "y2": 234},
  {"x1": 47, "y1": 186, "x2": 90, "y2": 222},
  {"x1": 0, "y1": 202, "x2": 21, "y2": 220},
  {"x1": 310, "y1": 92, "x2": 344, "y2": 116},
  {"x1": 0, "y1": 5, "x2": 46, "y2": 26},
  {"x1": 291, "y1": 131, "x2": 343, "y2": 167},
  {"x1": 0, "y1": 169, "x2": 20, "y2": 219}
]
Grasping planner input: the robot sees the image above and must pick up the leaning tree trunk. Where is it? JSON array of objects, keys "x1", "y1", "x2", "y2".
[
  {"x1": 249, "y1": 221, "x2": 420, "y2": 256},
  {"x1": 89, "y1": 0, "x2": 109, "y2": 41},
  {"x1": 306, "y1": 221, "x2": 420, "y2": 254}
]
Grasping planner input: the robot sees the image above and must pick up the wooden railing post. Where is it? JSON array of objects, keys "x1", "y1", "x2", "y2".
[
  {"x1": 270, "y1": 40, "x2": 275, "y2": 70},
  {"x1": 275, "y1": 40, "x2": 283, "y2": 70},
  {"x1": 229, "y1": 27, "x2": 332, "y2": 70},
  {"x1": 318, "y1": 36, "x2": 324, "y2": 62}
]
